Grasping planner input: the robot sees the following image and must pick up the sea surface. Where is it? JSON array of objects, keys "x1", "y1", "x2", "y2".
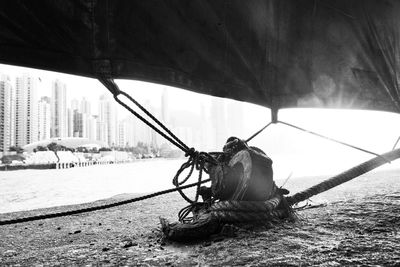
[{"x1": 0, "y1": 158, "x2": 399, "y2": 214}]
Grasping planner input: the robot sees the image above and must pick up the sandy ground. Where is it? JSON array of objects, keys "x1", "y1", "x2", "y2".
[{"x1": 0, "y1": 171, "x2": 399, "y2": 266}]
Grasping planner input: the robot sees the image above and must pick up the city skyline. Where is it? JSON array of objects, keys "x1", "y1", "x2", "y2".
[
  {"x1": 0, "y1": 69, "x2": 247, "y2": 154},
  {"x1": 2, "y1": 63, "x2": 400, "y2": 177}
]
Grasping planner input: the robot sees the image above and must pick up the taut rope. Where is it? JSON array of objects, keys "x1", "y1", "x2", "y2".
[
  {"x1": 287, "y1": 147, "x2": 400, "y2": 205},
  {"x1": 0, "y1": 179, "x2": 210, "y2": 226},
  {"x1": 99, "y1": 78, "x2": 219, "y2": 205}
]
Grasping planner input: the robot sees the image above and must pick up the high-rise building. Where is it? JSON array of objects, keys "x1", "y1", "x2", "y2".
[
  {"x1": 118, "y1": 117, "x2": 135, "y2": 147},
  {"x1": 70, "y1": 97, "x2": 92, "y2": 139},
  {"x1": 98, "y1": 94, "x2": 118, "y2": 146},
  {"x1": 145, "y1": 100, "x2": 161, "y2": 148},
  {"x1": 197, "y1": 103, "x2": 208, "y2": 150},
  {"x1": 132, "y1": 116, "x2": 151, "y2": 146},
  {"x1": 15, "y1": 74, "x2": 38, "y2": 147},
  {"x1": 0, "y1": 74, "x2": 14, "y2": 153},
  {"x1": 211, "y1": 98, "x2": 227, "y2": 150},
  {"x1": 227, "y1": 101, "x2": 244, "y2": 138},
  {"x1": 80, "y1": 97, "x2": 92, "y2": 139},
  {"x1": 80, "y1": 97, "x2": 91, "y2": 115},
  {"x1": 96, "y1": 119, "x2": 108, "y2": 144},
  {"x1": 38, "y1": 96, "x2": 51, "y2": 141},
  {"x1": 67, "y1": 108, "x2": 74, "y2": 137},
  {"x1": 51, "y1": 79, "x2": 67, "y2": 138},
  {"x1": 87, "y1": 115, "x2": 97, "y2": 141},
  {"x1": 73, "y1": 110, "x2": 87, "y2": 137},
  {"x1": 70, "y1": 98, "x2": 79, "y2": 111},
  {"x1": 161, "y1": 88, "x2": 169, "y2": 124}
]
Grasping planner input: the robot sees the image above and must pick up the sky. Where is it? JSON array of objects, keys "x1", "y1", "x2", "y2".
[{"x1": 1, "y1": 63, "x2": 400, "y2": 177}]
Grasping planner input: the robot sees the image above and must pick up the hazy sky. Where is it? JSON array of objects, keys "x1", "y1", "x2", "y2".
[{"x1": 1, "y1": 63, "x2": 400, "y2": 177}]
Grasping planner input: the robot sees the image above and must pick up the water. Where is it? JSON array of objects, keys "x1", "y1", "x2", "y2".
[
  {"x1": 0, "y1": 159, "x2": 399, "y2": 214},
  {"x1": 0, "y1": 159, "x2": 187, "y2": 213}
]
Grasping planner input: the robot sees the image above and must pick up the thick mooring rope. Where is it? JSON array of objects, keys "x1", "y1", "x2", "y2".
[{"x1": 286, "y1": 147, "x2": 400, "y2": 205}]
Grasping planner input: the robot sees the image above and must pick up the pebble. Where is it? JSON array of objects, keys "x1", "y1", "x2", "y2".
[
  {"x1": 4, "y1": 250, "x2": 17, "y2": 257},
  {"x1": 121, "y1": 241, "x2": 134, "y2": 248}
]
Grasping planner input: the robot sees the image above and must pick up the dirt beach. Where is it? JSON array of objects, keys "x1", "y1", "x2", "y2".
[{"x1": 1, "y1": 170, "x2": 399, "y2": 266}]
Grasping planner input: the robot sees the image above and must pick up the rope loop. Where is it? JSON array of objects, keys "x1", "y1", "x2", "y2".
[
  {"x1": 173, "y1": 148, "x2": 219, "y2": 205},
  {"x1": 98, "y1": 78, "x2": 220, "y2": 218}
]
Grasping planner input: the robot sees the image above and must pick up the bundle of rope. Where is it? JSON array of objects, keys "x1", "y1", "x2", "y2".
[
  {"x1": 210, "y1": 194, "x2": 287, "y2": 222},
  {"x1": 161, "y1": 148, "x2": 400, "y2": 240}
]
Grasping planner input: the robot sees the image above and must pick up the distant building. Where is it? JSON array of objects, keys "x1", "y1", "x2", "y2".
[
  {"x1": 227, "y1": 101, "x2": 244, "y2": 138},
  {"x1": 67, "y1": 108, "x2": 74, "y2": 137},
  {"x1": 80, "y1": 97, "x2": 91, "y2": 115},
  {"x1": 51, "y1": 79, "x2": 67, "y2": 138},
  {"x1": 81, "y1": 97, "x2": 92, "y2": 139},
  {"x1": 132, "y1": 116, "x2": 151, "y2": 146},
  {"x1": 174, "y1": 126, "x2": 194, "y2": 147},
  {"x1": 118, "y1": 117, "x2": 135, "y2": 147},
  {"x1": 198, "y1": 104, "x2": 208, "y2": 150},
  {"x1": 73, "y1": 110, "x2": 86, "y2": 137},
  {"x1": 70, "y1": 98, "x2": 79, "y2": 111},
  {"x1": 96, "y1": 119, "x2": 108, "y2": 144},
  {"x1": 87, "y1": 115, "x2": 97, "y2": 141},
  {"x1": 161, "y1": 88, "x2": 169, "y2": 124},
  {"x1": 0, "y1": 74, "x2": 14, "y2": 153},
  {"x1": 98, "y1": 94, "x2": 117, "y2": 146},
  {"x1": 15, "y1": 74, "x2": 38, "y2": 147},
  {"x1": 211, "y1": 98, "x2": 227, "y2": 150},
  {"x1": 38, "y1": 96, "x2": 51, "y2": 141}
]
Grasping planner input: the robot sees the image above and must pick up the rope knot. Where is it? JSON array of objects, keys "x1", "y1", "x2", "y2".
[
  {"x1": 173, "y1": 148, "x2": 220, "y2": 209},
  {"x1": 185, "y1": 147, "x2": 197, "y2": 158}
]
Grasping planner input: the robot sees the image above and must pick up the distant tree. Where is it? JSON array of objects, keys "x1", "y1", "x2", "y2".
[
  {"x1": 137, "y1": 142, "x2": 147, "y2": 149},
  {"x1": 47, "y1": 142, "x2": 59, "y2": 152},
  {"x1": 99, "y1": 147, "x2": 112, "y2": 152},
  {"x1": 89, "y1": 147, "x2": 99, "y2": 153},
  {"x1": 36, "y1": 145, "x2": 48, "y2": 151},
  {"x1": 76, "y1": 147, "x2": 88, "y2": 153},
  {"x1": 150, "y1": 146, "x2": 159, "y2": 155},
  {"x1": 9, "y1": 146, "x2": 24, "y2": 153}
]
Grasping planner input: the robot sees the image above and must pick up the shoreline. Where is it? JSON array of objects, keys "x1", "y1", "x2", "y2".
[
  {"x1": 1, "y1": 187, "x2": 399, "y2": 266},
  {"x1": 0, "y1": 157, "x2": 184, "y2": 171}
]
